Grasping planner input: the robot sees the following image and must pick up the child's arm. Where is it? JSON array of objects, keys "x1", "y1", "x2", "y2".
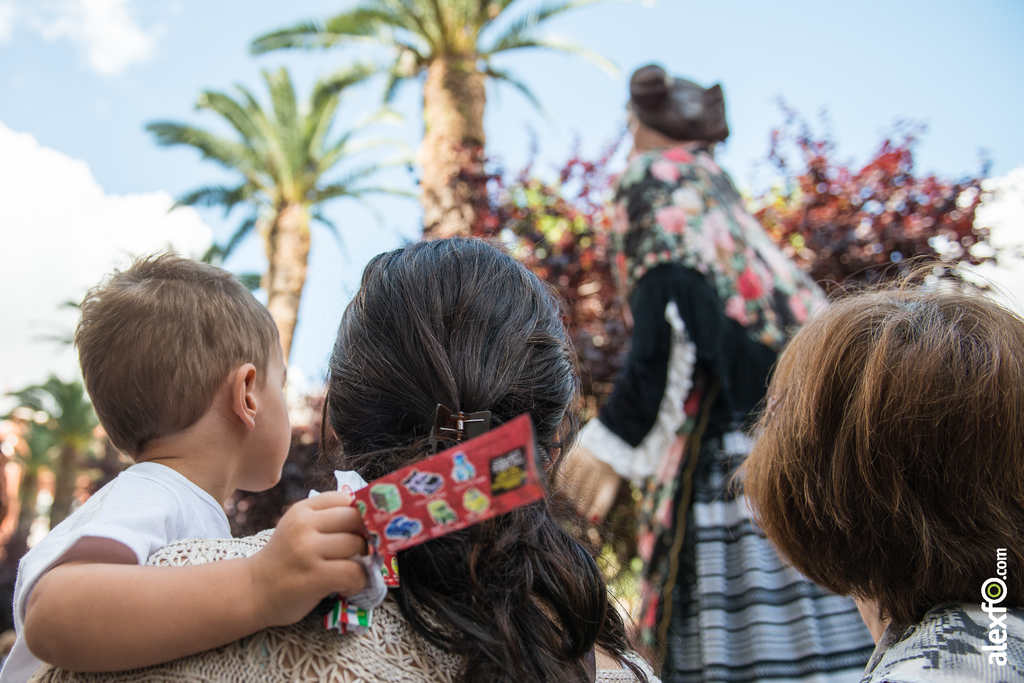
[{"x1": 24, "y1": 491, "x2": 366, "y2": 672}]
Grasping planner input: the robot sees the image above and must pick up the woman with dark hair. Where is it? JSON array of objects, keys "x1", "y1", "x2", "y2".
[
  {"x1": 743, "y1": 285, "x2": 1024, "y2": 681},
  {"x1": 561, "y1": 65, "x2": 874, "y2": 681},
  {"x1": 33, "y1": 238, "x2": 653, "y2": 683}
]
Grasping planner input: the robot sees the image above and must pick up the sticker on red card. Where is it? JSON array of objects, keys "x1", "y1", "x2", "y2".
[
  {"x1": 369, "y1": 483, "x2": 402, "y2": 513},
  {"x1": 352, "y1": 413, "x2": 545, "y2": 586}
]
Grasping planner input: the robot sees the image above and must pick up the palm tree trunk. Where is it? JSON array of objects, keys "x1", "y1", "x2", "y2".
[
  {"x1": 10, "y1": 468, "x2": 39, "y2": 559},
  {"x1": 420, "y1": 56, "x2": 487, "y2": 239},
  {"x1": 0, "y1": 469, "x2": 37, "y2": 631},
  {"x1": 0, "y1": 455, "x2": 7, "y2": 529},
  {"x1": 49, "y1": 445, "x2": 78, "y2": 528},
  {"x1": 263, "y1": 202, "x2": 310, "y2": 362}
]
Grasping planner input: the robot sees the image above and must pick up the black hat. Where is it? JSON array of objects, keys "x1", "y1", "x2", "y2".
[{"x1": 629, "y1": 64, "x2": 729, "y2": 143}]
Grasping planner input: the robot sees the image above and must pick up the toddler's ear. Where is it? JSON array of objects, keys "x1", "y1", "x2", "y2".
[{"x1": 231, "y1": 363, "x2": 259, "y2": 430}]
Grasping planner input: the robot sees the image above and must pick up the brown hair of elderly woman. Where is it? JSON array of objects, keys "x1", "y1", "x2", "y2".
[{"x1": 743, "y1": 284, "x2": 1024, "y2": 626}]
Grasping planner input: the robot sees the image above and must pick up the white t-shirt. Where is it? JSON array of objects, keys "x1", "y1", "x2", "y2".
[{"x1": 0, "y1": 461, "x2": 231, "y2": 683}]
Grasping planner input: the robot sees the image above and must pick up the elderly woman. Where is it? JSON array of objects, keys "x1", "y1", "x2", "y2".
[
  {"x1": 742, "y1": 286, "x2": 1024, "y2": 680},
  {"x1": 562, "y1": 65, "x2": 874, "y2": 681},
  {"x1": 31, "y1": 239, "x2": 653, "y2": 683}
]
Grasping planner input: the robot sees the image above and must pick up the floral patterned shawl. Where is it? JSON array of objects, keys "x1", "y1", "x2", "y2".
[{"x1": 612, "y1": 144, "x2": 826, "y2": 351}]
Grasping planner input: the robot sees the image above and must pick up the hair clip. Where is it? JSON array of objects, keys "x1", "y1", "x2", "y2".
[{"x1": 429, "y1": 404, "x2": 492, "y2": 454}]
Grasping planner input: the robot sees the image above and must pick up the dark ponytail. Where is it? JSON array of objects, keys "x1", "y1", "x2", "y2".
[{"x1": 325, "y1": 238, "x2": 645, "y2": 682}]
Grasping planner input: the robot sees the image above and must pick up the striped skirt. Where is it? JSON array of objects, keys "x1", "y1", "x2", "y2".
[{"x1": 659, "y1": 432, "x2": 876, "y2": 683}]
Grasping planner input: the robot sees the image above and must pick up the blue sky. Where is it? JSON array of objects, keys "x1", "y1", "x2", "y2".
[{"x1": 3, "y1": 0, "x2": 1022, "y2": 388}]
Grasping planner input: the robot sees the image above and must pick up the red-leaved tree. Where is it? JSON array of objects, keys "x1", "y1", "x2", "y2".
[{"x1": 753, "y1": 107, "x2": 993, "y2": 293}]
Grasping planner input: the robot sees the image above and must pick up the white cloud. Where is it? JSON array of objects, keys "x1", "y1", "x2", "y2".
[
  {"x1": 973, "y1": 166, "x2": 1024, "y2": 313},
  {"x1": 0, "y1": 121, "x2": 212, "y2": 403},
  {"x1": 4, "y1": 0, "x2": 160, "y2": 75},
  {"x1": 0, "y1": 1, "x2": 16, "y2": 42}
]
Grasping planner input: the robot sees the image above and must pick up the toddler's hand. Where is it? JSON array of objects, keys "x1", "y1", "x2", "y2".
[{"x1": 247, "y1": 491, "x2": 368, "y2": 627}]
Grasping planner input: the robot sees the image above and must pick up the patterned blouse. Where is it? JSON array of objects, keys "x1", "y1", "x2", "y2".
[{"x1": 862, "y1": 604, "x2": 1024, "y2": 682}]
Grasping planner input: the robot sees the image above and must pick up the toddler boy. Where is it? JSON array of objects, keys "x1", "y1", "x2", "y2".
[{"x1": 1, "y1": 254, "x2": 378, "y2": 681}]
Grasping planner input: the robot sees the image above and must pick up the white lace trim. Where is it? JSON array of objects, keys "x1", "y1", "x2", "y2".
[{"x1": 582, "y1": 301, "x2": 696, "y2": 483}]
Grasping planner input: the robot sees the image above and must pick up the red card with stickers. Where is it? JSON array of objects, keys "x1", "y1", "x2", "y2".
[{"x1": 353, "y1": 413, "x2": 544, "y2": 586}]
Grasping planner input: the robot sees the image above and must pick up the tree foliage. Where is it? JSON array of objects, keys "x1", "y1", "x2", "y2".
[
  {"x1": 752, "y1": 108, "x2": 993, "y2": 294},
  {"x1": 468, "y1": 116, "x2": 995, "y2": 411},
  {"x1": 250, "y1": 0, "x2": 613, "y2": 106},
  {"x1": 251, "y1": 0, "x2": 616, "y2": 238},
  {"x1": 147, "y1": 66, "x2": 403, "y2": 358},
  {"x1": 148, "y1": 65, "x2": 390, "y2": 247},
  {"x1": 7, "y1": 378, "x2": 98, "y2": 529},
  {"x1": 0, "y1": 378, "x2": 101, "y2": 631}
]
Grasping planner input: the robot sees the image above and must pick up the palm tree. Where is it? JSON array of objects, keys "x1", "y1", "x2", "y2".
[
  {"x1": 0, "y1": 419, "x2": 57, "y2": 632},
  {"x1": 7, "y1": 422, "x2": 57, "y2": 560},
  {"x1": 8, "y1": 377, "x2": 98, "y2": 529},
  {"x1": 147, "y1": 67, "x2": 403, "y2": 361},
  {"x1": 251, "y1": 0, "x2": 614, "y2": 239}
]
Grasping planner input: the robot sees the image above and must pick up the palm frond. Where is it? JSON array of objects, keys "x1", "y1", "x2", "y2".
[
  {"x1": 307, "y1": 62, "x2": 382, "y2": 151},
  {"x1": 317, "y1": 128, "x2": 360, "y2": 178},
  {"x1": 200, "y1": 244, "x2": 222, "y2": 264},
  {"x1": 424, "y1": 0, "x2": 452, "y2": 50},
  {"x1": 382, "y1": 0, "x2": 442, "y2": 46},
  {"x1": 265, "y1": 68, "x2": 299, "y2": 135},
  {"x1": 311, "y1": 210, "x2": 350, "y2": 261},
  {"x1": 306, "y1": 94, "x2": 342, "y2": 162},
  {"x1": 227, "y1": 81, "x2": 288, "y2": 192},
  {"x1": 21, "y1": 423, "x2": 57, "y2": 468},
  {"x1": 237, "y1": 273, "x2": 263, "y2": 291},
  {"x1": 252, "y1": 20, "x2": 327, "y2": 52},
  {"x1": 6, "y1": 389, "x2": 46, "y2": 415},
  {"x1": 380, "y1": 51, "x2": 427, "y2": 103},
  {"x1": 357, "y1": 107, "x2": 406, "y2": 127},
  {"x1": 313, "y1": 184, "x2": 366, "y2": 201},
  {"x1": 483, "y1": 64, "x2": 544, "y2": 113},
  {"x1": 314, "y1": 172, "x2": 381, "y2": 201},
  {"x1": 315, "y1": 171, "x2": 416, "y2": 201},
  {"x1": 224, "y1": 216, "x2": 260, "y2": 259},
  {"x1": 485, "y1": 34, "x2": 617, "y2": 76},
  {"x1": 263, "y1": 69, "x2": 301, "y2": 187},
  {"x1": 146, "y1": 122, "x2": 258, "y2": 173},
  {"x1": 202, "y1": 215, "x2": 259, "y2": 264},
  {"x1": 314, "y1": 61, "x2": 381, "y2": 103},
  {"x1": 320, "y1": 132, "x2": 409, "y2": 173},
  {"x1": 252, "y1": 13, "x2": 382, "y2": 53},
  {"x1": 176, "y1": 184, "x2": 254, "y2": 214},
  {"x1": 152, "y1": 64, "x2": 401, "y2": 293},
  {"x1": 251, "y1": 6, "x2": 419, "y2": 54},
  {"x1": 481, "y1": 0, "x2": 602, "y2": 51},
  {"x1": 354, "y1": 185, "x2": 418, "y2": 198},
  {"x1": 194, "y1": 91, "x2": 264, "y2": 148},
  {"x1": 348, "y1": 135, "x2": 411, "y2": 157},
  {"x1": 7, "y1": 378, "x2": 96, "y2": 444},
  {"x1": 382, "y1": 69, "x2": 406, "y2": 103},
  {"x1": 229, "y1": 84, "x2": 277, "y2": 172}
]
